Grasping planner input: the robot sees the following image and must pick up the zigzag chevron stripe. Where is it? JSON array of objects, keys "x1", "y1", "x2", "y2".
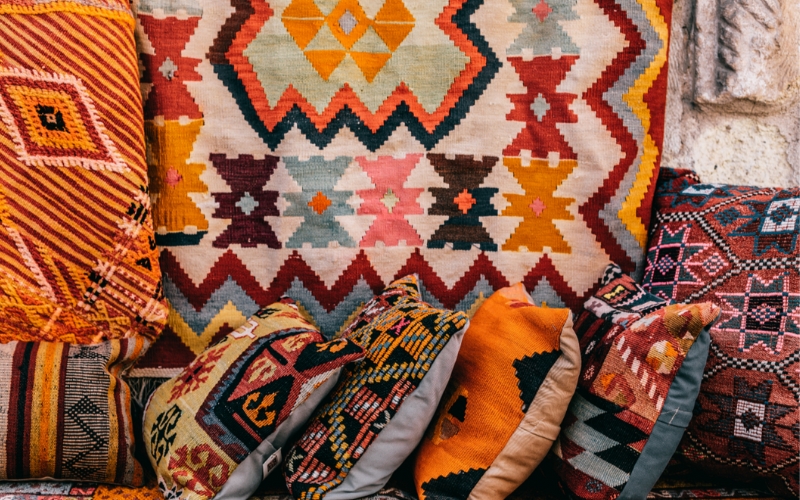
[
  {"x1": 209, "y1": 0, "x2": 501, "y2": 151},
  {"x1": 617, "y1": 0, "x2": 669, "y2": 249},
  {"x1": 578, "y1": 0, "x2": 644, "y2": 273}
]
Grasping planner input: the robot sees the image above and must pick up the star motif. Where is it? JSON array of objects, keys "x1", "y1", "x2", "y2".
[{"x1": 453, "y1": 189, "x2": 476, "y2": 214}]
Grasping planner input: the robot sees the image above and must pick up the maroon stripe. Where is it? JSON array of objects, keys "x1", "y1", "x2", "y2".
[
  {"x1": 53, "y1": 343, "x2": 69, "y2": 478},
  {"x1": 7, "y1": 342, "x2": 38, "y2": 478},
  {"x1": 0, "y1": 150, "x2": 119, "y2": 241},
  {"x1": 5, "y1": 344, "x2": 25, "y2": 477},
  {"x1": 0, "y1": 191, "x2": 112, "y2": 264},
  {"x1": 0, "y1": 18, "x2": 147, "y2": 162}
]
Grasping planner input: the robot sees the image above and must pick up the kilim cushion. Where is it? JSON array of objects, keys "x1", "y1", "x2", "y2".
[
  {"x1": 552, "y1": 285, "x2": 719, "y2": 499},
  {"x1": 0, "y1": 0, "x2": 166, "y2": 486},
  {"x1": 130, "y1": 0, "x2": 675, "y2": 378},
  {"x1": 0, "y1": 0, "x2": 167, "y2": 344},
  {"x1": 283, "y1": 275, "x2": 468, "y2": 499},
  {"x1": 144, "y1": 299, "x2": 364, "y2": 500},
  {"x1": 641, "y1": 167, "x2": 800, "y2": 497},
  {"x1": 0, "y1": 338, "x2": 149, "y2": 485},
  {"x1": 413, "y1": 283, "x2": 580, "y2": 499}
]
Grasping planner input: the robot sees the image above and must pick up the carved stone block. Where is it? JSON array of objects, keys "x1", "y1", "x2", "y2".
[{"x1": 693, "y1": 0, "x2": 800, "y2": 108}]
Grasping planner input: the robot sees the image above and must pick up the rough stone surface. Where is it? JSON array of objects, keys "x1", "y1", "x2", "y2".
[{"x1": 663, "y1": 0, "x2": 800, "y2": 187}]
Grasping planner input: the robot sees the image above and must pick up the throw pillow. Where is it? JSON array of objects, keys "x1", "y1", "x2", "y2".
[
  {"x1": 0, "y1": 337, "x2": 148, "y2": 485},
  {"x1": 413, "y1": 283, "x2": 580, "y2": 499},
  {"x1": 284, "y1": 275, "x2": 468, "y2": 499},
  {"x1": 144, "y1": 299, "x2": 364, "y2": 500},
  {"x1": 642, "y1": 167, "x2": 800, "y2": 496},
  {"x1": 0, "y1": 0, "x2": 167, "y2": 343},
  {"x1": 0, "y1": 0, "x2": 166, "y2": 486},
  {"x1": 131, "y1": 0, "x2": 675, "y2": 378},
  {"x1": 553, "y1": 296, "x2": 720, "y2": 499}
]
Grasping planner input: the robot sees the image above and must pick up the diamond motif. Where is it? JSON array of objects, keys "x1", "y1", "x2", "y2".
[
  {"x1": 654, "y1": 255, "x2": 677, "y2": 275},
  {"x1": 702, "y1": 252, "x2": 726, "y2": 275},
  {"x1": 0, "y1": 67, "x2": 127, "y2": 172},
  {"x1": 751, "y1": 303, "x2": 779, "y2": 325},
  {"x1": 734, "y1": 400, "x2": 765, "y2": 442},
  {"x1": 309, "y1": 191, "x2": 333, "y2": 214},
  {"x1": 381, "y1": 187, "x2": 399, "y2": 213},
  {"x1": 236, "y1": 192, "x2": 260, "y2": 215},
  {"x1": 763, "y1": 198, "x2": 800, "y2": 233},
  {"x1": 159, "y1": 57, "x2": 178, "y2": 80},
  {"x1": 453, "y1": 189, "x2": 476, "y2": 214},
  {"x1": 165, "y1": 167, "x2": 183, "y2": 187},
  {"x1": 529, "y1": 197, "x2": 546, "y2": 216},
  {"x1": 530, "y1": 93, "x2": 550, "y2": 121},
  {"x1": 338, "y1": 10, "x2": 357, "y2": 36},
  {"x1": 532, "y1": 0, "x2": 552, "y2": 22}
]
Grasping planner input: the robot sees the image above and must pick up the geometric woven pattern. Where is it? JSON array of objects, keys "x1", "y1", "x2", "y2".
[
  {"x1": 0, "y1": 338, "x2": 148, "y2": 485},
  {"x1": 554, "y1": 301, "x2": 719, "y2": 499},
  {"x1": 133, "y1": 0, "x2": 674, "y2": 378},
  {"x1": 144, "y1": 300, "x2": 364, "y2": 500},
  {"x1": 0, "y1": 0, "x2": 167, "y2": 344},
  {"x1": 284, "y1": 276, "x2": 468, "y2": 499},
  {"x1": 643, "y1": 168, "x2": 800, "y2": 497},
  {"x1": 414, "y1": 284, "x2": 576, "y2": 500}
]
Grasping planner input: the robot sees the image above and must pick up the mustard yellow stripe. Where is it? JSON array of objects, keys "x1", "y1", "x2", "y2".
[
  {"x1": 0, "y1": 16, "x2": 145, "y2": 155},
  {"x1": 29, "y1": 342, "x2": 63, "y2": 478},
  {"x1": 105, "y1": 340, "x2": 122, "y2": 481},
  {"x1": 619, "y1": 0, "x2": 669, "y2": 248},
  {"x1": 0, "y1": 3, "x2": 134, "y2": 29}
]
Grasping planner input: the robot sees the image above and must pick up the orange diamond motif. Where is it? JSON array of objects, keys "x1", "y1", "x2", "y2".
[
  {"x1": 0, "y1": 67, "x2": 127, "y2": 171},
  {"x1": 283, "y1": 0, "x2": 414, "y2": 82},
  {"x1": 453, "y1": 189, "x2": 476, "y2": 214},
  {"x1": 308, "y1": 191, "x2": 332, "y2": 214}
]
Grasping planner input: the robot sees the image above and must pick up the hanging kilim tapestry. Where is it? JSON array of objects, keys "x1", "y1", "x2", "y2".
[{"x1": 131, "y1": 0, "x2": 673, "y2": 376}]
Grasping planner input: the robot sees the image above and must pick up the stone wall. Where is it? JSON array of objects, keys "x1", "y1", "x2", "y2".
[{"x1": 663, "y1": 0, "x2": 800, "y2": 187}]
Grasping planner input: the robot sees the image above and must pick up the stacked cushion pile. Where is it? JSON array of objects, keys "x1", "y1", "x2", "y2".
[
  {"x1": 643, "y1": 168, "x2": 799, "y2": 497},
  {"x1": 0, "y1": 0, "x2": 167, "y2": 485}
]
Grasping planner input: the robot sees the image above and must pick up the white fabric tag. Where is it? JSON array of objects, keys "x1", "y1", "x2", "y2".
[{"x1": 262, "y1": 449, "x2": 282, "y2": 480}]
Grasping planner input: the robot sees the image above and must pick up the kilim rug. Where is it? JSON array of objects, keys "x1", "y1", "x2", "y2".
[
  {"x1": 132, "y1": 0, "x2": 674, "y2": 376},
  {"x1": 0, "y1": 467, "x2": 780, "y2": 500}
]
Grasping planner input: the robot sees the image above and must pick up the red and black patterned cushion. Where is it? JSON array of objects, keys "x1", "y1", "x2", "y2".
[{"x1": 642, "y1": 167, "x2": 799, "y2": 497}]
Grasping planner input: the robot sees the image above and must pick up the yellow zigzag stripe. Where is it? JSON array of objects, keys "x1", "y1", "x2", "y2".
[
  {"x1": 168, "y1": 302, "x2": 248, "y2": 355},
  {"x1": 619, "y1": 0, "x2": 669, "y2": 248},
  {"x1": 0, "y1": 2, "x2": 134, "y2": 27}
]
